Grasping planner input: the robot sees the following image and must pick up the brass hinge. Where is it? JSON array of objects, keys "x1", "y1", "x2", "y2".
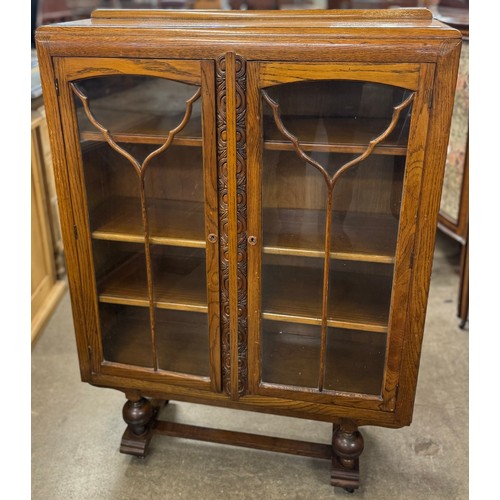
[
  {"x1": 73, "y1": 224, "x2": 78, "y2": 240},
  {"x1": 55, "y1": 78, "x2": 60, "y2": 97}
]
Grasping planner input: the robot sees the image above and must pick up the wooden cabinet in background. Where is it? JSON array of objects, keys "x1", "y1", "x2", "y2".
[
  {"x1": 31, "y1": 109, "x2": 66, "y2": 344},
  {"x1": 36, "y1": 8, "x2": 460, "y2": 491},
  {"x1": 434, "y1": 5, "x2": 469, "y2": 326}
]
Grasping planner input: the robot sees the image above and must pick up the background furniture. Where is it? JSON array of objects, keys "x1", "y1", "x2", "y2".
[
  {"x1": 433, "y1": 4, "x2": 469, "y2": 327},
  {"x1": 323, "y1": 0, "x2": 470, "y2": 331},
  {"x1": 328, "y1": 1, "x2": 421, "y2": 8},
  {"x1": 36, "y1": 8, "x2": 460, "y2": 490},
  {"x1": 31, "y1": 109, "x2": 66, "y2": 344}
]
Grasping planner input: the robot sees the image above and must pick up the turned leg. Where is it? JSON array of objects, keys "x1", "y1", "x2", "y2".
[
  {"x1": 120, "y1": 394, "x2": 161, "y2": 457},
  {"x1": 331, "y1": 421, "x2": 364, "y2": 492},
  {"x1": 123, "y1": 397, "x2": 153, "y2": 436}
]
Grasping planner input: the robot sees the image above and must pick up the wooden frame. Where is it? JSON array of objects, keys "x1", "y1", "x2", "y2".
[
  {"x1": 247, "y1": 61, "x2": 435, "y2": 413},
  {"x1": 36, "y1": 8, "x2": 461, "y2": 490},
  {"x1": 53, "y1": 56, "x2": 221, "y2": 392}
]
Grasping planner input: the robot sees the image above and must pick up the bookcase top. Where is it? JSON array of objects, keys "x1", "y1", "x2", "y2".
[{"x1": 38, "y1": 8, "x2": 460, "y2": 38}]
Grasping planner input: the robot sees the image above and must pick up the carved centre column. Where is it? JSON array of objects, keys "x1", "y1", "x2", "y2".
[{"x1": 217, "y1": 54, "x2": 248, "y2": 398}]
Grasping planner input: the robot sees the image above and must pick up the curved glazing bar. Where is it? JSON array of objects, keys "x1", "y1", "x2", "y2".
[
  {"x1": 261, "y1": 83, "x2": 414, "y2": 393},
  {"x1": 70, "y1": 76, "x2": 208, "y2": 376}
]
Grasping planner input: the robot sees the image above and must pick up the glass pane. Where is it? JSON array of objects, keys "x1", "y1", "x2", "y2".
[
  {"x1": 83, "y1": 142, "x2": 143, "y2": 241},
  {"x1": 74, "y1": 76, "x2": 202, "y2": 160},
  {"x1": 262, "y1": 151, "x2": 327, "y2": 324},
  {"x1": 150, "y1": 246, "x2": 207, "y2": 315},
  {"x1": 156, "y1": 310, "x2": 210, "y2": 376},
  {"x1": 262, "y1": 320, "x2": 320, "y2": 388},
  {"x1": 101, "y1": 304, "x2": 153, "y2": 368},
  {"x1": 144, "y1": 128, "x2": 209, "y2": 377},
  {"x1": 74, "y1": 73, "x2": 210, "y2": 376},
  {"x1": 263, "y1": 150, "x2": 328, "y2": 256},
  {"x1": 263, "y1": 80, "x2": 412, "y2": 151},
  {"x1": 324, "y1": 328, "x2": 386, "y2": 394},
  {"x1": 144, "y1": 145, "x2": 206, "y2": 246},
  {"x1": 262, "y1": 254, "x2": 323, "y2": 321},
  {"x1": 151, "y1": 245, "x2": 208, "y2": 376},
  {"x1": 93, "y1": 240, "x2": 152, "y2": 367},
  {"x1": 328, "y1": 261, "x2": 394, "y2": 330},
  {"x1": 330, "y1": 155, "x2": 406, "y2": 261},
  {"x1": 260, "y1": 79, "x2": 413, "y2": 395}
]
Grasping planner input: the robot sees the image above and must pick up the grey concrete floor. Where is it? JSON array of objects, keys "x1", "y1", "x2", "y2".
[{"x1": 32, "y1": 232, "x2": 468, "y2": 499}]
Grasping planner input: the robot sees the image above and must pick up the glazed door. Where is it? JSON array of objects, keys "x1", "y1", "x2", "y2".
[
  {"x1": 55, "y1": 58, "x2": 220, "y2": 391},
  {"x1": 247, "y1": 62, "x2": 434, "y2": 410}
]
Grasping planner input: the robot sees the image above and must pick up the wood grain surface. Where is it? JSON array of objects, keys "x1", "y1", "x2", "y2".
[{"x1": 36, "y1": 9, "x2": 461, "y2": 435}]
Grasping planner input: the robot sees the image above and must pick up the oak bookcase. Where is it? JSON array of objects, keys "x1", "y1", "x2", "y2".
[{"x1": 36, "y1": 8, "x2": 461, "y2": 491}]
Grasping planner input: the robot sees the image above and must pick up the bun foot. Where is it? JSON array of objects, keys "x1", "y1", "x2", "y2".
[
  {"x1": 331, "y1": 422, "x2": 364, "y2": 491},
  {"x1": 120, "y1": 396, "x2": 159, "y2": 457}
]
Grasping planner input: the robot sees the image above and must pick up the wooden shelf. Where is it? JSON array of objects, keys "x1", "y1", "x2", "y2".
[
  {"x1": 102, "y1": 307, "x2": 210, "y2": 376},
  {"x1": 263, "y1": 208, "x2": 399, "y2": 263},
  {"x1": 262, "y1": 264, "x2": 393, "y2": 333},
  {"x1": 78, "y1": 108, "x2": 202, "y2": 147},
  {"x1": 91, "y1": 197, "x2": 206, "y2": 248},
  {"x1": 264, "y1": 116, "x2": 409, "y2": 155},
  {"x1": 98, "y1": 253, "x2": 207, "y2": 312},
  {"x1": 261, "y1": 322, "x2": 386, "y2": 395}
]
